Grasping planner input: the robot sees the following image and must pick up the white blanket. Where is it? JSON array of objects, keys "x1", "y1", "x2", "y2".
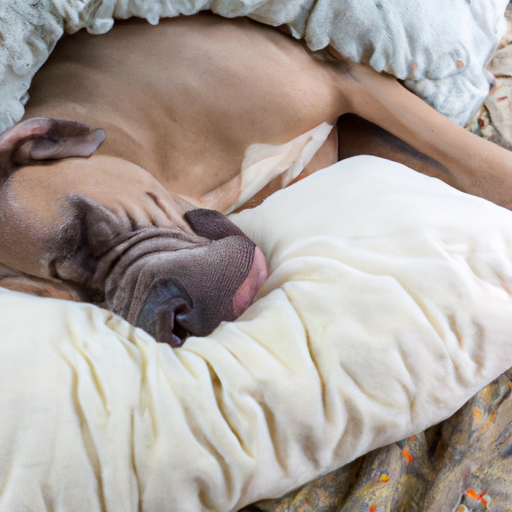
[
  {"x1": 1, "y1": 156, "x2": 512, "y2": 511},
  {"x1": 0, "y1": 0, "x2": 508, "y2": 134}
]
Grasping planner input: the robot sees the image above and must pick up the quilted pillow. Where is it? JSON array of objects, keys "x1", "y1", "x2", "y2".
[
  {"x1": 0, "y1": 0, "x2": 508, "y2": 134},
  {"x1": 1, "y1": 156, "x2": 512, "y2": 511}
]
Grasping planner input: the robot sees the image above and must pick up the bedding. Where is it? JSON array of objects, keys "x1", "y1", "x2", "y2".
[
  {"x1": 2, "y1": 156, "x2": 512, "y2": 510},
  {"x1": 257, "y1": 371, "x2": 512, "y2": 511},
  {"x1": 469, "y1": 3, "x2": 512, "y2": 150},
  {"x1": 259, "y1": 14, "x2": 512, "y2": 509},
  {"x1": 0, "y1": 0, "x2": 508, "y2": 135}
]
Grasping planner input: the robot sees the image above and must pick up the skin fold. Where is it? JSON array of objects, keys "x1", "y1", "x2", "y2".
[{"x1": 0, "y1": 13, "x2": 509, "y2": 345}]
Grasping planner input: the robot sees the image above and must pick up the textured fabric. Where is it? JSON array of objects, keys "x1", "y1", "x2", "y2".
[
  {"x1": 471, "y1": 4, "x2": 512, "y2": 149},
  {"x1": 263, "y1": 23, "x2": 512, "y2": 507},
  {"x1": 257, "y1": 372, "x2": 512, "y2": 512},
  {"x1": 0, "y1": 0, "x2": 63, "y2": 135},
  {"x1": 0, "y1": 0, "x2": 508, "y2": 134},
  {"x1": 1, "y1": 157, "x2": 512, "y2": 510}
]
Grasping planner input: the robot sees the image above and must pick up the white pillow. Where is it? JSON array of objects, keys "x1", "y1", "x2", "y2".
[
  {"x1": 0, "y1": 0, "x2": 507, "y2": 133},
  {"x1": 1, "y1": 156, "x2": 512, "y2": 511}
]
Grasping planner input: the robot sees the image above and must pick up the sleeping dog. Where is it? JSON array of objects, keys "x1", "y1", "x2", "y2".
[{"x1": 0, "y1": 13, "x2": 510, "y2": 346}]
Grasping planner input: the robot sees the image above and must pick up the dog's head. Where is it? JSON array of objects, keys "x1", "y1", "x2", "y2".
[{"x1": 0, "y1": 117, "x2": 268, "y2": 345}]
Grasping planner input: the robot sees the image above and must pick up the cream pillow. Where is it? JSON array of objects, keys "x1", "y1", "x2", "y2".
[{"x1": 0, "y1": 156, "x2": 512, "y2": 511}]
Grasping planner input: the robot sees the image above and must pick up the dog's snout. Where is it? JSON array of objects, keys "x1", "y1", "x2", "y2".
[
  {"x1": 154, "y1": 297, "x2": 193, "y2": 347},
  {"x1": 137, "y1": 278, "x2": 195, "y2": 347}
]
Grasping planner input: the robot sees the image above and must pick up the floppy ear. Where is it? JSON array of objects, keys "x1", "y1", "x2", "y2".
[{"x1": 0, "y1": 117, "x2": 105, "y2": 183}]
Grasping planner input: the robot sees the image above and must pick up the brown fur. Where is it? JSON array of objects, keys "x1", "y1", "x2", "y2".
[{"x1": 1, "y1": 13, "x2": 511, "y2": 342}]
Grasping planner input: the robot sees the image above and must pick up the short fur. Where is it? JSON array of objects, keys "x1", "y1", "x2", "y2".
[{"x1": 1, "y1": 13, "x2": 510, "y2": 344}]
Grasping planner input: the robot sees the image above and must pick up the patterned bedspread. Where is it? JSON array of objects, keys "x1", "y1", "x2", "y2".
[
  {"x1": 242, "y1": 5, "x2": 512, "y2": 511},
  {"x1": 255, "y1": 371, "x2": 512, "y2": 512}
]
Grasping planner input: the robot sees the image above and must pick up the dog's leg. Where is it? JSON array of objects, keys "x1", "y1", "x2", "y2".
[
  {"x1": 342, "y1": 63, "x2": 512, "y2": 209},
  {"x1": 337, "y1": 113, "x2": 457, "y2": 187}
]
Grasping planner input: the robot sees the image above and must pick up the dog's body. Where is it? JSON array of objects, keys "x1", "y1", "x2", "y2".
[
  {"x1": 24, "y1": 14, "x2": 343, "y2": 210},
  {"x1": 1, "y1": 13, "x2": 512, "y2": 344}
]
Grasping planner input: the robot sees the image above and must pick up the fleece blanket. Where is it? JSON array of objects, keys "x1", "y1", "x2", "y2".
[
  {"x1": 0, "y1": 0, "x2": 508, "y2": 134},
  {"x1": 2, "y1": 156, "x2": 512, "y2": 511}
]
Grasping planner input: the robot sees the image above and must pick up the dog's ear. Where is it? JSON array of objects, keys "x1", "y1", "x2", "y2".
[{"x1": 0, "y1": 117, "x2": 105, "y2": 184}]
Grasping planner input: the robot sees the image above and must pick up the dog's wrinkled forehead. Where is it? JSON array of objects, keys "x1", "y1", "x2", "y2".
[
  {"x1": 6, "y1": 152, "x2": 195, "y2": 233},
  {"x1": 0, "y1": 117, "x2": 249, "y2": 280},
  {"x1": 51, "y1": 193, "x2": 208, "y2": 284},
  {"x1": 0, "y1": 117, "x2": 201, "y2": 276},
  {"x1": 0, "y1": 117, "x2": 268, "y2": 346},
  {"x1": 0, "y1": 118, "x2": 102, "y2": 275}
]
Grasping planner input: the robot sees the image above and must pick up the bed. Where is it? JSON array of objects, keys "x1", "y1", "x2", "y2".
[
  {"x1": 256, "y1": 10, "x2": 512, "y2": 511},
  {"x1": 1, "y1": 2, "x2": 512, "y2": 511}
]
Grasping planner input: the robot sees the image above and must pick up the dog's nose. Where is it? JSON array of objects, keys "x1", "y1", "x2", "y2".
[
  {"x1": 232, "y1": 245, "x2": 268, "y2": 317},
  {"x1": 137, "y1": 278, "x2": 196, "y2": 347},
  {"x1": 134, "y1": 241, "x2": 267, "y2": 347},
  {"x1": 153, "y1": 296, "x2": 193, "y2": 347}
]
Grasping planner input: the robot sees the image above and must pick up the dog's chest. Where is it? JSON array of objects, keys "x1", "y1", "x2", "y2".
[{"x1": 26, "y1": 14, "x2": 339, "y2": 198}]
